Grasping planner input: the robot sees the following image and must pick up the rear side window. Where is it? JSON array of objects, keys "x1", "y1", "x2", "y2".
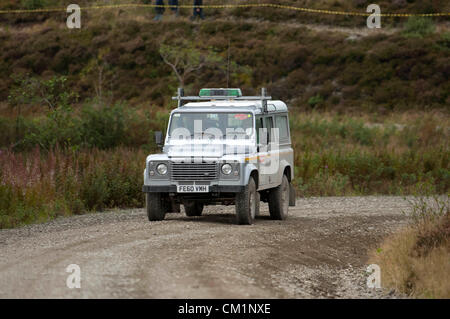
[
  {"x1": 275, "y1": 115, "x2": 289, "y2": 140},
  {"x1": 264, "y1": 117, "x2": 273, "y2": 142},
  {"x1": 256, "y1": 117, "x2": 263, "y2": 144}
]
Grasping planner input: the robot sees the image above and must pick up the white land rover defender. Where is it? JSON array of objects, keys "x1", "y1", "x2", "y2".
[{"x1": 143, "y1": 88, "x2": 295, "y2": 225}]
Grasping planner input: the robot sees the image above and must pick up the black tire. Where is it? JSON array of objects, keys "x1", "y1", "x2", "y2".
[
  {"x1": 268, "y1": 175, "x2": 289, "y2": 220},
  {"x1": 146, "y1": 193, "x2": 166, "y2": 221},
  {"x1": 184, "y1": 201, "x2": 204, "y2": 217},
  {"x1": 255, "y1": 191, "x2": 261, "y2": 217},
  {"x1": 235, "y1": 177, "x2": 258, "y2": 225}
]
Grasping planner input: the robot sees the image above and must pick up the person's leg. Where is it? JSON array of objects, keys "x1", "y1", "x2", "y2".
[
  {"x1": 169, "y1": 0, "x2": 178, "y2": 14},
  {"x1": 155, "y1": 0, "x2": 165, "y2": 19},
  {"x1": 194, "y1": 6, "x2": 202, "y2": 18},
  {"x1": 175, "y1": 0, "x2": 179, "y2": 16}
]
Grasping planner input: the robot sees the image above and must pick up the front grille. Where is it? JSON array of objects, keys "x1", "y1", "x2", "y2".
[{"x1": 171, "y1": 162, "x2": 217, "y2": 181}]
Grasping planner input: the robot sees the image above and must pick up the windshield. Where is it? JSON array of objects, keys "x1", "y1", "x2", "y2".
[{"x1": 168, "y1": 112, "x2": 254, "y2": 140}]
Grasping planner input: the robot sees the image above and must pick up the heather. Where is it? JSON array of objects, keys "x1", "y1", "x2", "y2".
[{"x1": 0, "y1": 5, "x2": 449, "y2": 112}]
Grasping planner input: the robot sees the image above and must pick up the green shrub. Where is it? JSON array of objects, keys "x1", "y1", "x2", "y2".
[
  {"x1": 80, "y1": 104, "x2": 126, "y2": 149},
  {"x1": 403, "y1": 17, "x2": 436, "y2": 38},
  {"x1": 0, "y1": 184, "x2": 52, "y2": 228},
  {"x1": 307, "y1": 94, "x2": 324, "y2": 108},
  {"x1": 3, "y1": 102, "x2": 161, "y2": 151},
  {"x1": 80, "y1": 169, "x2": 109, "y2": 211},
  {"x1": 20, "y1": 0, "x2": 46, "y2": 10}
]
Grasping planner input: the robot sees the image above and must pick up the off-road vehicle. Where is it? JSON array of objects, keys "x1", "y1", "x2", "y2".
[{"x1": 142, "y1": 88, "x2": 295, "y2": 225}]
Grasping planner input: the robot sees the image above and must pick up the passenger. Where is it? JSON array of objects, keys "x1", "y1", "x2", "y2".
[
  {"x1": 190, "y1": 0, "x2": 205, "y2": 20},
  {"x1": 153, "y1": 0, "x2": 165, "y2": 21},
  {"x1": 169, "y1": 0, "x2": 179, "y2": 16}
]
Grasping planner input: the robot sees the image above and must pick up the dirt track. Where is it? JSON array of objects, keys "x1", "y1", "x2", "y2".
[{"x1": 0, "y1": 196, "x2": 410, "y2": 298}]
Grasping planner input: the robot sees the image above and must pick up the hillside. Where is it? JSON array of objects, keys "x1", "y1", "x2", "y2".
[{"x1": 0, "y1": 1, "x2": 449, "y2": 113}]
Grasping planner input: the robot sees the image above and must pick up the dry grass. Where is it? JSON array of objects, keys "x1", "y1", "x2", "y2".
[{"x1": 370, "y1": 196, "x2": 450, "y2": 298}]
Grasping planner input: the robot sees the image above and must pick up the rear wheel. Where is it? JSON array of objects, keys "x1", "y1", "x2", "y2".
[
  {"x1": 268, "y1": 175, "x2": 289, "y2": 220},
  {"x1": 146, "y1": 193, "x2": 166, "y2": 221},
  {"x1": 235, "y1": 177, "x2": 258, "y2": 225},
  {"x1": 184, "y1": 201, "x2": 204, "y2": 217}
]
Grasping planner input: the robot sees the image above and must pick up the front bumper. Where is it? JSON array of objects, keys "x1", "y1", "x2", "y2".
[{"x1": 142, "y1": 185, "x2": 245, "y2": 193}]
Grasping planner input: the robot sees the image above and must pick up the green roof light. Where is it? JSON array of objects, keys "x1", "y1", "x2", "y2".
[{"x1": 199, "y1": 88, "x2": 242, "y2": 97}]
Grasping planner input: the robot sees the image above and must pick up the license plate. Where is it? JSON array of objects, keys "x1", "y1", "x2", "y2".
[{"x1": 177, "y1": 185, "x2": 209, "y2": 193}]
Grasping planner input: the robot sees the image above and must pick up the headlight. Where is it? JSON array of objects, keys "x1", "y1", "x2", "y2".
[
  {"x1": 221, "y1": 163, "x2": 232, "y2": 175},
  {"x1": 156, "y1": 163, "x2": 168, "y2": 175}
]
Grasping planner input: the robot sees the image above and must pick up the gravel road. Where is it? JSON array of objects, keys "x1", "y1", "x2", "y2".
[{"x1": 0, "y1": 196, "x2": 411, "y2": 299}]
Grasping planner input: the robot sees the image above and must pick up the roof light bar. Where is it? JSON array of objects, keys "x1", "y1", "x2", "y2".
[
  {"x1": 172, "y1": 88, "x2": 272, "y2": 110},
  {"x1": 199, "y1": 88, "x2": 242, "y2": 97}
]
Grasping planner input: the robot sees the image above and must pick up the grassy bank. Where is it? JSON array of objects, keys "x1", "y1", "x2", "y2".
[
  {"x1": 370, "y1": 194, "x2": 450, "y2": 298},
  {"x1": 290, "y1": 111, "x2": 449, "y2": 196},
  {"x1": 0, "y1": 147, "x2": 146, "y2": 228}
]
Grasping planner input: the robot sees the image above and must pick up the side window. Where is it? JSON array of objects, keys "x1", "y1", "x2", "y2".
[
  {"x1": 275, "y1": 115, "x2": 289, "y2": 140},
  {"x1": 256, "y1": 117, "x2": 263, "y2": 144},
  {"x1": 264, "y1": 117, "x2": 273, "y2": 142}
]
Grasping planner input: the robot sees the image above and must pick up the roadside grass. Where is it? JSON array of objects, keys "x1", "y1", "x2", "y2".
[
  {"x1": 370, "y1": 192, "x2": 450, "y2": 298},
  {"x1": 290, "y1": 111, "x2": 449, "y2": 196},
  {"x1": 0, "y1": 147, "x2": 146, "y2": 228}
]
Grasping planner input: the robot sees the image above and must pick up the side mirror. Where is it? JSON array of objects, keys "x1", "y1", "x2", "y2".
[{"x1": 154, "y1": 131, "x2": 163, "y2": 146}]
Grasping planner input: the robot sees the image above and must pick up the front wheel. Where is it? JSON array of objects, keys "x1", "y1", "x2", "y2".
[
  {"x1": 235, "y1": 177, "x2": 258, "y2": 225},
  {"x1": 146, "y1": 193, "x2": 166, "y2": 221},
  {"x1": 268, "y1": 175, "x2": 289, "y2": 220}
]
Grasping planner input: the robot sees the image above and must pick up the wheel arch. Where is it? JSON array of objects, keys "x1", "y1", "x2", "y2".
[
  {"x1": 244, "y1": 163, "x2": 259, "y2": 189},
  {"x1": 250, "y1": 170, "x2": 259, "y2": 189},
  {"x1": 283, "y1": 165, "x2": 293, "y2": 182},
  {"x1": 280, "y1": 160, "x2": 293, "y2": 183}
]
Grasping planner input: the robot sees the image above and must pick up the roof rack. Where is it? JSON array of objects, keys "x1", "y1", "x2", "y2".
[{"x1": 172, "y1": 88, "x2": 272, "y2": 113}]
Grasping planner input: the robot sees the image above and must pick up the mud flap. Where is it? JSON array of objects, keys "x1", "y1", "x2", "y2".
[{"x1": 289, "y1": 183, "x2": 296, "y2": 206}]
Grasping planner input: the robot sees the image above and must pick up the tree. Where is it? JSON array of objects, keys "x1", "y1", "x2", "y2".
[
  {"x1": 159, "y1": 39, "x2": 222, "y2": 88},
  {"x1": 8, "y1": 74, "x2": 77, "y2": 141},
  {"x1": 80, "y1": 48, "x2": 115, "y2": 106},
  {"x1": 8, "y1": 74, "x2": 76, "y2": 111}
]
